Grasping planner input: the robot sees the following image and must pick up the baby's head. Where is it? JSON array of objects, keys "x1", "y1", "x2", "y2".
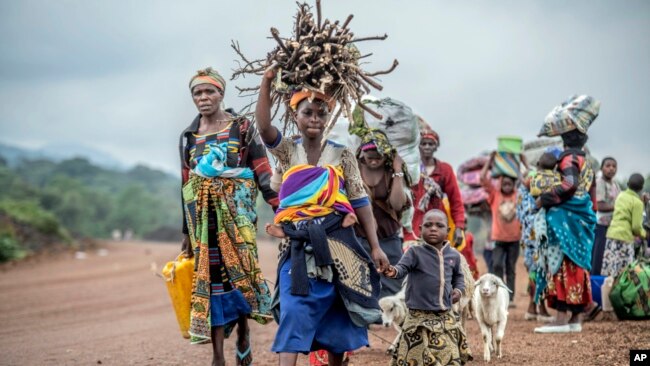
[
  {"x1": 420, "y1": 209, "x2": 449, "y2": 246},
  {"x1": 537, "y1": 152, "x2": 558, "y2": 170}
]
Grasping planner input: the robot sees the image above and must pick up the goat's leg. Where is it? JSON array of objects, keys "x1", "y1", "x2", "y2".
[
  {"x1": 387, "y1": 325, "x2": 401, "y2": 355},
  {"x1": 495, "y1": 318, "x2": 508, "y2": 359},
  {"x1": 478, "y1": 323, "x2": 492, "y2": 362}
]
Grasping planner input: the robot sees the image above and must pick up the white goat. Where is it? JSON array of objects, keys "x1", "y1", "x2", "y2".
[
  {"x1": 452, "y1": 254, "x2": 475, "y2": 331},
  {"x1": 472, "y1": 273, "x2": 512, "y2": 362},
  {"x1": 378, "y1": 284, "x2": 407, "y2": 354}
]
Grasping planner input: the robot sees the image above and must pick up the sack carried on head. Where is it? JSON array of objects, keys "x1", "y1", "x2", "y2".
[{"x1": 538, "y1": 95, "x2": 600, "y2": 137}]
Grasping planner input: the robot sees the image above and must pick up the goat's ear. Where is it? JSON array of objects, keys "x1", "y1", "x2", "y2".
[{"x1": 497, "y1": 282, "x2": 513, "y2": 293}]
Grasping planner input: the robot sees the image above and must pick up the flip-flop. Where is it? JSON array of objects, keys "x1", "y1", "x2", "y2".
[
  {"x1": 569, "y1": 323, "x2": 582, "y2": 332},
  {"x1": 534, "y1": 324, "x2": 571, "y2": 333},
  {"x1": 236, "y1": 333, "x2": 252, "y2": 366}
]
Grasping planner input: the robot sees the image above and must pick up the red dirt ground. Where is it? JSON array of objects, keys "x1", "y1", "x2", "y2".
[{"x1": 0, "y1": 240, "x2": 648, "y2": 365}]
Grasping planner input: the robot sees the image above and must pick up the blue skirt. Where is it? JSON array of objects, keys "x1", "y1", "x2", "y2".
[
  {"x1": 271, "y1": 258, "x2": 369, "y2": 354},
  {"x1": 210, "y1": 289, "x2": 252, "y2": 327}
]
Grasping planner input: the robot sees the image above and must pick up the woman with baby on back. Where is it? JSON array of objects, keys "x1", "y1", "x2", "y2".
[
  {"x1": 533, "y1": 95, "x2": 600, "y2": 334},
  {"x1": 255, "y1": 66, "x2": 389, "y2": 366}
]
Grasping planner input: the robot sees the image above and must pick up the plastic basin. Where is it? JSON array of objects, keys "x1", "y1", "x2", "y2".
[{"x1": 497, "y1": 136, "x2": 523, "y2": 154}]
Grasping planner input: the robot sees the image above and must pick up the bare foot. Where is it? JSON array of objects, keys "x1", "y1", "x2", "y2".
[
  {"x1": 538, "y1": 302, "x2": 552, "y2": 317},
  {"x1": 265, "y1": 223, "x2": 286, "y2": 238},
  {"x1": 526, "y1": 301, "x2": 537, "y2": 315},
  {"x1": 342, "y1": 214, "x2": 358, "y2": 228}
]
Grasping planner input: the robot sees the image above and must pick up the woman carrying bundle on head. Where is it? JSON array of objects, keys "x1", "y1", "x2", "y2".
[
  {"x1": 255, "y1": 67, "x2": 389, "y2": 366},
  {"x1": 351, "y1": 125, "x2": 411, "y2": 298},
  {"x1": 179, "y1": 67, "x2": 278, "y2": 366},
  {"x1": 533, "y1": 95, "x2": 599, "y2": 334}
]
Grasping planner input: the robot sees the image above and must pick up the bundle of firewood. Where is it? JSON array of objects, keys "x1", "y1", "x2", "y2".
[{"x1": 231, "y1": 0, "x2": 397, "y2": 134}]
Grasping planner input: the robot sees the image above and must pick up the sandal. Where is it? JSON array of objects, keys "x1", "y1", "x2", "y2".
[{"x1": 236, "y1": 333, "x2": 252, "y2": 366}]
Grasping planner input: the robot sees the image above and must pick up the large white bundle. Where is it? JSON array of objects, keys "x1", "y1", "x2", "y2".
[{"x1": 349, "y1": 96, "x2": 421, "y2": 183}]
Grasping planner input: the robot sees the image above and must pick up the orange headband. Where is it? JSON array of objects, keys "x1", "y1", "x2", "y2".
[
  {"x1": 189, "y1": 75, "x2": 224, "y2": 92},
  {"x1": 289, "y1": 90, "x2": 336, "y2": 112}
]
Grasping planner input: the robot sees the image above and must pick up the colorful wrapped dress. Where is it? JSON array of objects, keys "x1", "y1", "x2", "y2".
[
  {"x1": 179, "y1": 112, "x2": 279, "y2": 344},
  {"x1": 536, "y1": 148, "x2": 597, "y2": 311},
  {"x1": 266, "y1": 132, "x2": 382, "y2": 354}
]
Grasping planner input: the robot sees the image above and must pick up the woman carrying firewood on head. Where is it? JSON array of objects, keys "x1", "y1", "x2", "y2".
[
  {"x1": 231, "y1": 3, "x2": 398, "y2": 364},
  {"x1": 256, "y1": 65, "x2": 389, "y2": 366}
]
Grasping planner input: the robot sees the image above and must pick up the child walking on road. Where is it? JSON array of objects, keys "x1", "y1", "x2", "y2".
[{"x1": 384, "y1": 209, "x2": 472, "y2": 365}]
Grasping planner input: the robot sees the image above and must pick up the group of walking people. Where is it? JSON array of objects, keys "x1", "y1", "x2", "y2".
[
  {"x1": 177, "y1": 67, "x2": 647, "y2": 365},
  {"x1": 481, "y1": 95, "x2": 649, "y2": 334},
  {"x1": 178, "y1": 64, "x2": 476, "y2": 365}
]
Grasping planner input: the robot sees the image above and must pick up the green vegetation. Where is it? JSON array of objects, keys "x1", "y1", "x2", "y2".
[{"x1": 0, "y1": 157, "x2": 182, "y2": 261}]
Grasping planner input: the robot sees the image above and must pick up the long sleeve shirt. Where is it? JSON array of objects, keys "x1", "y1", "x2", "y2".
[
  {"x1": 540, "y1": 148, "x2": 597, "y2": 209},
  {"x1": 606, "y1": 189, "x2": 647, "y2": 242},
  {"x1": 392, "y1": 241, "x2": 465, "y2": 311}
]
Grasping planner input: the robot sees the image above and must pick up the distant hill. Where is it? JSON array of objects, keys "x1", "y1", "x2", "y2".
[
  {"x1": 0, "y1": 142, "x2": 127, "y2": 170},
  {"x1": 0, "y1": 148, "x2": 183, "y2": 261}
]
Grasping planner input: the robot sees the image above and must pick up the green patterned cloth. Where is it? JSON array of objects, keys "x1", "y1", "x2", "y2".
[{"x1": 182, "y1": 175, "x2": 272, "y2": 344}]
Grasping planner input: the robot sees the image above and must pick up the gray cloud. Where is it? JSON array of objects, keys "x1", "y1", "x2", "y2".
[{"x1": 1, "y1": 0, "x2": 648, "y2": 178}]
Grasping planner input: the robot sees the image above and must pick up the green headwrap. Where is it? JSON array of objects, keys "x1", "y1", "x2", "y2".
[{"x1": 189, "y1": 67, "x2": 226, "y2": 93}]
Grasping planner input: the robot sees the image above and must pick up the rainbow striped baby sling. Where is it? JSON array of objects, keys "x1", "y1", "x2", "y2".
[{"x1": 274, "y1": 164, "x2": 354, "y2": 223}]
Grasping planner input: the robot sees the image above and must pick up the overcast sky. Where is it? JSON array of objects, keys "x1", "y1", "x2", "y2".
[{"x1": 1, "y1": 0, "x2": 648, "y2": 178}]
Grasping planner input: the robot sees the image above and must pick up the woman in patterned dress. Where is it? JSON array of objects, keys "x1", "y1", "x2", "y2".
[{"x1": 179, "y1": 67, "x2": 278, "y2": 366}]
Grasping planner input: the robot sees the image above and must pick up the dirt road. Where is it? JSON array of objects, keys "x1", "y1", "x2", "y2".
[{"x1": 0, "y1": 240, "x2": 648, "y2": 365}]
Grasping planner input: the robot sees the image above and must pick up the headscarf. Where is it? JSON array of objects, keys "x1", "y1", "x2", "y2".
[
  {"x1": 538, "y1": 95, "x2": 600, "y2": 137},
  {"x1": 189, "y1": 67, "x2": 226, "y2": 93},
  {"x1": 350, "y1": 126, "x2": 395, "y2": 159},
  {"x1": 416, "y1": 115, "x2": 439, "y2": 145},
  {"x1": 289, "y1": 89, "x2": 335, "y2": 111}
]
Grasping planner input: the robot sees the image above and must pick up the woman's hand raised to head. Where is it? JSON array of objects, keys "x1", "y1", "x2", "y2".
[
  {"x1": 256, "y1": 63, "x2": 280, "y2": 146},
  {"x1": 392, "y1": 153, "x2": 404, "y2": 171},
  {"x1": 263, "y1": 63, "x2": 278, "y2": 81}
]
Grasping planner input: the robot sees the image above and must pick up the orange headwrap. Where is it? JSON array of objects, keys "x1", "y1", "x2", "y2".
[
  {"x1": 289, "y1": 90, "x2": 336, "y2": 112},
  {"x1": 189, "y1": 67, "x2": 226, "y2": 93}
]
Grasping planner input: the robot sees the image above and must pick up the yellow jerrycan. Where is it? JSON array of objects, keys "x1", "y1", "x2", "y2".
[{"x1": 162, "y1": 253, "x2": 195, "y2": 339}]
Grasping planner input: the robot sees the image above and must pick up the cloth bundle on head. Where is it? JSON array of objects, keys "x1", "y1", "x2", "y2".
[
  {"x1": 189, "y1": 67, "x2": 226, "y2": 92},
  {"x1": 349, "y1": 97, "x2": 421, "y2": 179},
  {"x1": 491, "y1": 152, "x2": 520, "y2": 179},
  {"x1": 349, "y1": 118, "x2": 395, "y2": 159},
  {"x1": 417, "y1": 115, "x2": 439, "y2": 145},
  {"x1": 538, "y1": 95, "x2": 600, "y2": 137},
  {"x1": 274, "y1": 164, "x2": 354, "y2": 224},
  {"x1": 289, "y1": 89, "x2": 336, "y2": 112}
]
